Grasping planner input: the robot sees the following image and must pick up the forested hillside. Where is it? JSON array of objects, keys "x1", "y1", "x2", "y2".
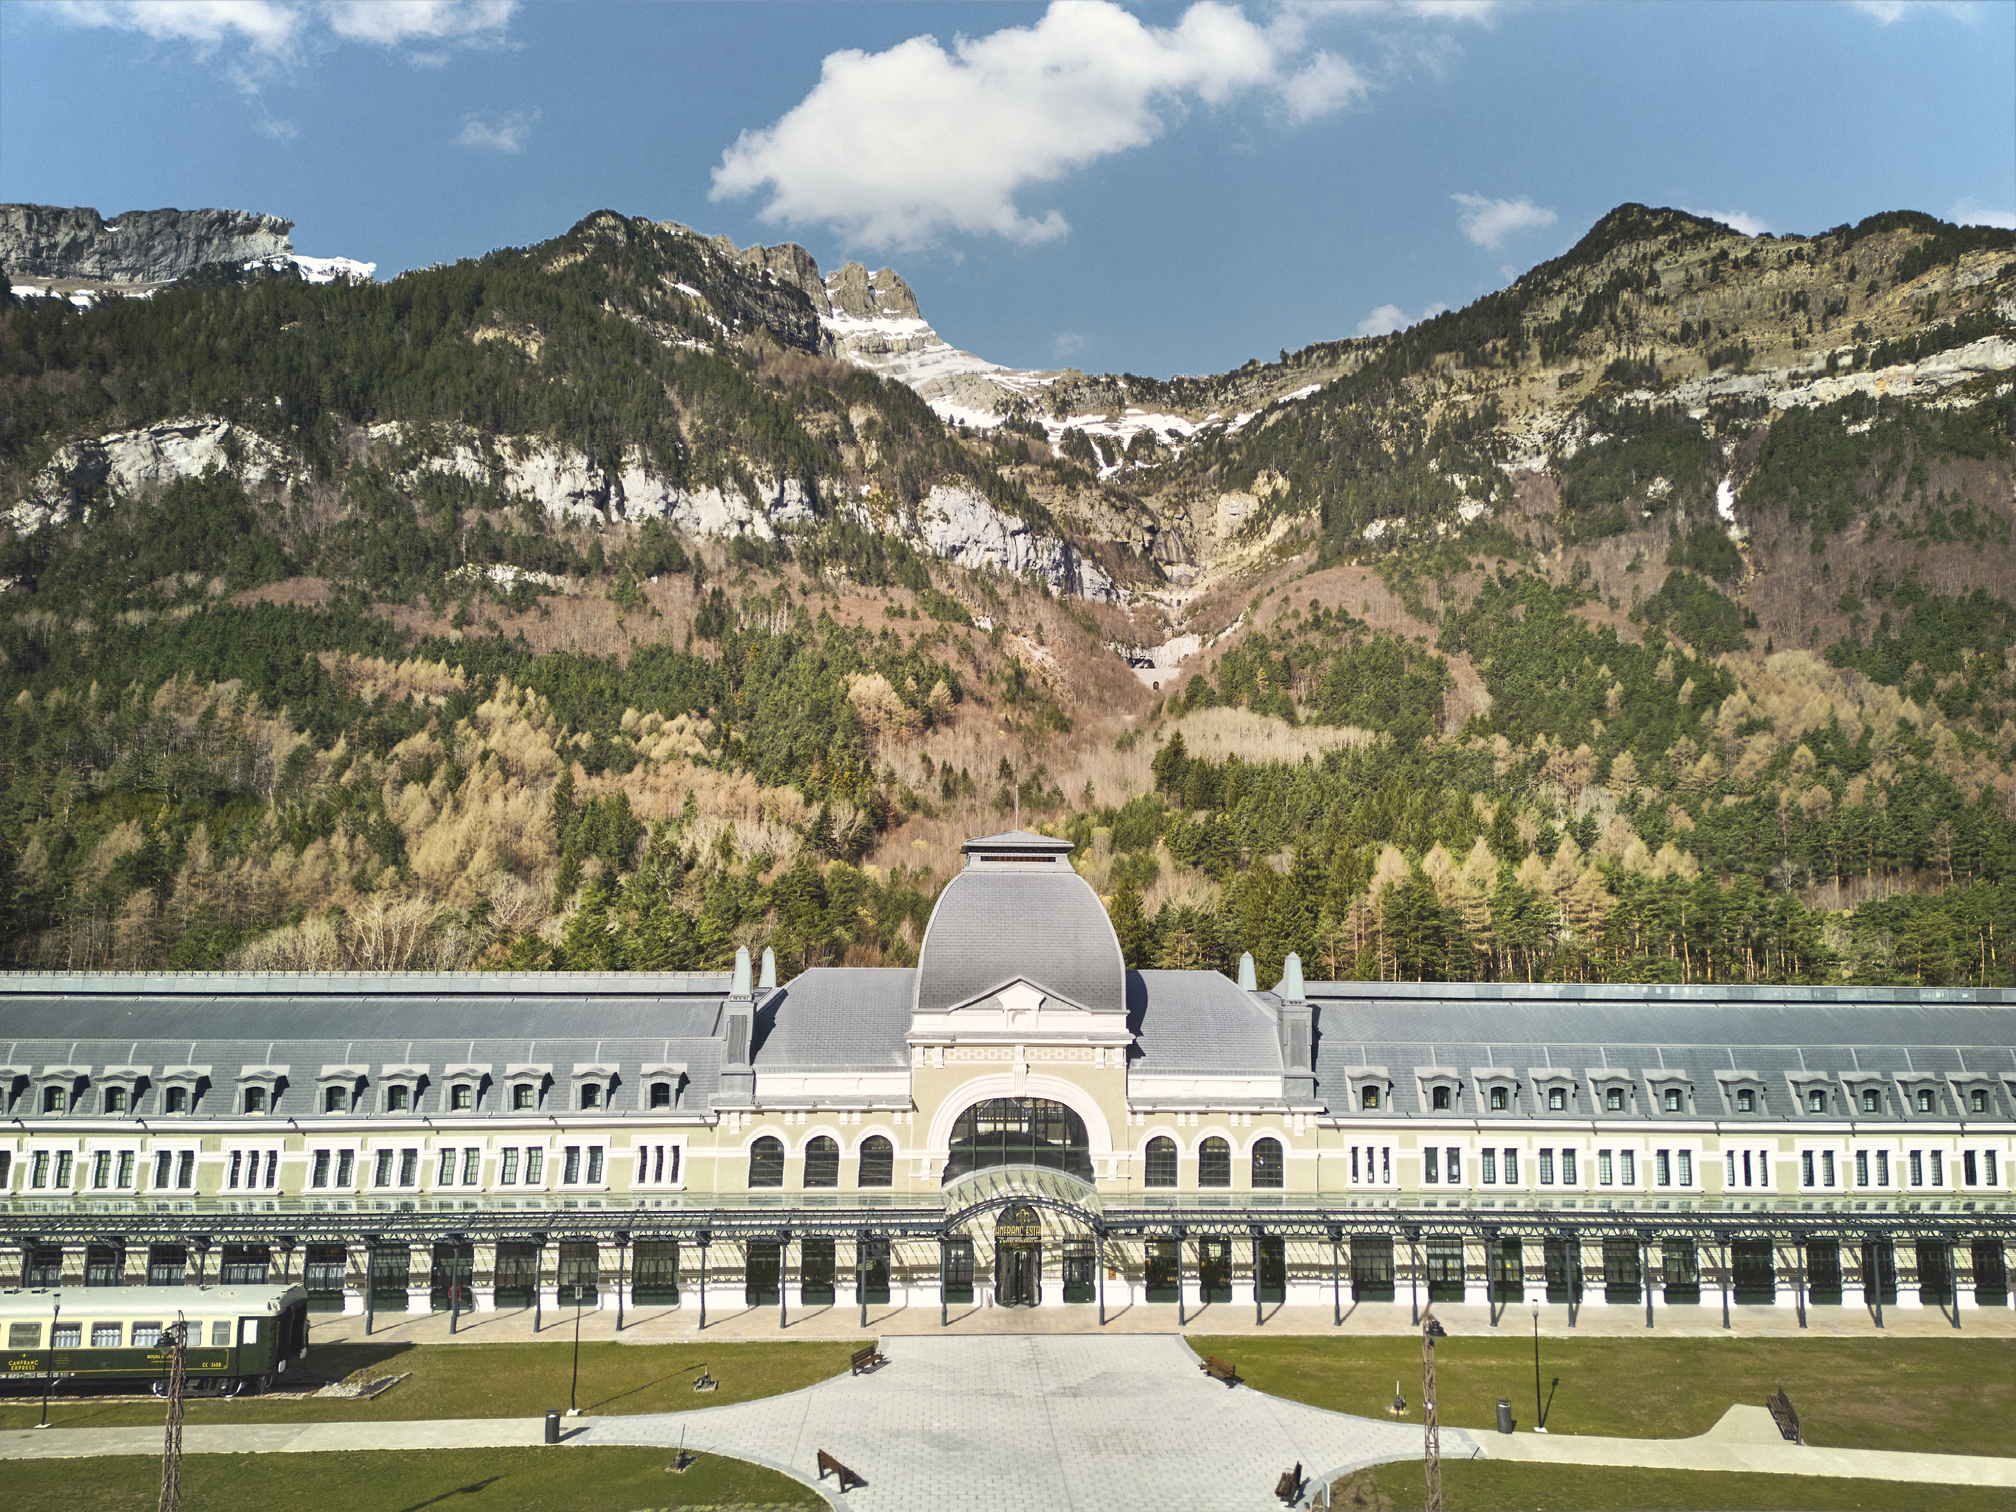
[{"x1": 2, "y1": 204, "x2": 2013, "y2": 985}]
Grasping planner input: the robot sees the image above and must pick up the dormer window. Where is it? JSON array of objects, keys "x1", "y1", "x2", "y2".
[
  {"x1": 243, "y1": 1087, "x2": 267, "y2": 1114},
  {"x1": 1605, "y1": 1087, "x2": 1625, "y2": 1111},
  {"x1": 579, "y1": 1083, "x2": 602, "y2": 1111},
  {"x1": 1547, "y1": 1087, "x2": 1567, "y2": 1111},
  {"x1": 43, "y1": 1086, "x2": 67, "y2": 1113},
  {"x1": 513, "y1": 1084, "x2": 536, "y2": 1110},
  {"x1": 1490, "y1": 1087, "x2": 1509, "y2": 1111},
  {"x1": 1807, "y1": 1089, "x2": 1828, "y2": 1113},
  {"x1": 650, "y1": 1082, "x2": 673, "y2": 1109},
  {"x1": 1970, "y1": 1088, "x2": 1989, "y2": 1114},
  {"x1": 1361, "y1": 1087, "x2": 1381, "y2": 1110},
  {"x1": 1914, "y1": 1089, "x2": 1935, "y2": 1114},
  {"x1": 386, "y1": 1085, "x2": 411, "y2": 1112},
  {"x1": 1431, "y1": 1086, "x2": 1451, "y2": 1110},
  {"x1": 1735, "y1": 1089, "x2": 1755, "y2": 1113},
  {"x1": 1661, "y1": 1088, "x2": 1683, "y2": 1112},
  {"x1": 165, "y1": 1087, "x2": 190, "y2": 1113},
  {"x1": 325, "y1": 1086, "x2": 348, "y2": 1113},
  {"x1": 106, "y1": 1087, "x2": 129, "y2": 1114},
  {"x1": 451, "y1": 1084, "x2": 474, "y2": 1111},
  {"x1": 1861, "y1": 1088, "x2": 1882, "y2": 1113}
]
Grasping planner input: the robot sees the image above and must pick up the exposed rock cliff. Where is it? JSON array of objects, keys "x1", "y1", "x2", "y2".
[{"x1": 1, "y1": 204, "x2": 295, "y2": 284}]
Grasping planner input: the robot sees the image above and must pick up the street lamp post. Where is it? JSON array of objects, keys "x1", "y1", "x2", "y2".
[
  {"x1": 36, "y1": 1299, "x2": 60, "y2": 1429},
  {"x1": 1530, "y1": 1301, "x2": 1547, "y2": 1432},
  {"x1": 567, "y1": 1267, "x2": 586, "y2": 1416}
]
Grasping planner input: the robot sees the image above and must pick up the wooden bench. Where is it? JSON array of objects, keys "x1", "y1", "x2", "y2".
[
  {"x1": 816, "y1": 1449, "x2": 866, "y2": 1493},
  {"x1": 849, "y1": 1345, "x2": 887, "y2": 1376},
  {"x1": 1199, "y1": 1355, "x2": 1240, "y2": 1387},
  {"x1": 1274, "y1": 1461, "x2": 1303, "y2": 1503},
  {"x1": 1766, "y1": 1388, "x2": 1801, "y2": 1444}
]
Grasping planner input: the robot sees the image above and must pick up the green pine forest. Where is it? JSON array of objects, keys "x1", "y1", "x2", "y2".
[{"x1": 2, "y1": 205, "x2": 2014, "y2": 987}]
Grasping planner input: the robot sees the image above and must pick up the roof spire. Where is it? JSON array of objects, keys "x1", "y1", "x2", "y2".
[{"x1": 1237, "y1": 952, "x2": 1257, "y2": 991}]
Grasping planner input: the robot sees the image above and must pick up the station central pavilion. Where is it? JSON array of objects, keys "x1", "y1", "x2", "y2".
[{"x1": 4, "y1": 831, "x2": 2013, "y2": 1323}]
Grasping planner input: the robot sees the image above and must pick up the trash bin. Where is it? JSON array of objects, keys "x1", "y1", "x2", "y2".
[
  {"x1": 1496, "y1": 1398, "x2": 1513, "y2": 1434},
  {"x1": 545, "y1": 1409, "x2": 562, "y2": 1445}
]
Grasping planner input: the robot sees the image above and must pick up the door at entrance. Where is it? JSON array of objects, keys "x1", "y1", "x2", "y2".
[{"x1": 996, "y1": 1204, "x2": 1042, "y2": 1307}]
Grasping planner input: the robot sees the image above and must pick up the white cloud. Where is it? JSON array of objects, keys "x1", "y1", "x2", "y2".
[
  {"x1": 1952, "y1": 196, "x2": 2016, "y2": 230},
  {"x1": 1052, "y1": 331, "x2": 1087, "y2": 360},
  {"x1": 325, "y1": 0, "x2": 515, "y2": 47},
  {"x1": 1357, "y1": 299, "x2": 1448, "y2": 336},
  {"x1": 1690, "y1": 207, "x2": 1771, "y2": 237},
  {"x1": 711, "y1": 1, "x2": 1368, "y2": 250},
  {"x1": 256, "y1": 115, "x2": 299, "y2": 142},
  {"x1": 54, "y1": 1, "x2": 306, "y2": 57},
  {"x1": 1849, "y1": 1, "x2": 1981, "y2": 23},
  {"x1": 457, "y1": 108, "x2": 539, "y2": 153},
  {"x1": 1452, "y1": 192, "x2": 1556, "y2": 249},
  {"x1": 53, "y1": 0, "x2": 514, "y2": 69}
]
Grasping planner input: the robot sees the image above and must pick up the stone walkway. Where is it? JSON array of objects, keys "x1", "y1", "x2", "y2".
[{"x1": 577, "y1": 1334, "x2": 1452, "y2": 1511}]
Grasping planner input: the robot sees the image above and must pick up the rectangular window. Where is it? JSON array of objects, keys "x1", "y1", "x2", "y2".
[
  {"x1": 397, "y1": 1149, "x2": 418, "y2": 1187},
  {"x1": 1823, "y1": 1151, "x2": 1835, "y2": 1188},
  {"x1": 563, "y1": 1147, "x2": 581, "y2": 1184},
  {"x1": 54, "y1": 1152, "x2": 72, "y2": 1187},
  {"x1": 7, "y1": 1322, "x2": 41, "y2": 1348},
  {"x1": 175, "y1": 1151, "x2": 194, "y2": 1189},
  {"x1": 1963, "y1": 1151, "x2": 1977, "y2": 1185},
  {"x1": 1562, "y1": 1150, "x2": 1577, "y2": 1184},
  {"x1": 312, "y1": 1151, "x2": 330, "y2": 1188},
  {"x1": 210, "y1": 1321, "x2": 231, "y2": 1347},
  {"x1": 1597, "y1": 1150, "x2": 1612, "y2": 1186},
  {"x1": 1620, "y1": 1151, "x2": 1636, "y2": 1185},
  {"x1": 374, "y1": 1151, "x2": 395, "y2": 1188},
  {"x1": 586, "y1": 1147, "x2": 604, "y2": 1184},
  {"x1": 229, "y1": 1151, "x2": 242, "y2": 1189},
  {"x1": 264, "y1": 1151, "x2": 278, "y2": 1189},
  {"x1": 1987, "y1": 1152, "x2": 1999, "y2": 1186},
  {"x1": 1539, "y1": 1150, "x2": 1554, "y2": 1185},
  {"x1": 92, "y1": 1152, "x2": 111, "y2": 1189},
  {"x1": 1445, "y1": 1148, "x2": 1459, "y2": 1184},
  {"x1": 31, "y1": 1151, "x2": 49, "y2": 1188},
  {"x1": 116, "y1": 1151, "x2": 134, "y2": 1188},
  {"x1": 1351, "y1": 1147, "x2": 1359, "y2": 1182},
  {"x1": 1856, "y1": 1151, "x2": 1869, "y2": 1186},
  {"x1": 1931, "y1": 1151, "x2": 1943, "y2": 1187},
  {"x1": 1425, "y1": 1147, "x2": 1439, "y2": 1183},
  {"x1": 1481, "y1": 1149, "x2": 1497, "y2": 1184},
  {"x1": 1678, "y1": 1150, "x2": 1692, "y2": 1186},
  {"x1": 51, "y1": 1323, "x2": 80, "y2": 1349},
  {"x1": 1802, "y1": 1152, "x2": 1814, "y2": 1187},
  {"x1": 1877, "y1": 1150, "x2": 1889, "y2": 1186},
  {"x1": 1727, "y1": 1152, "x2": 1737, "y2": 1188},
  {"x1": 131, "y1": 1322, "x2": 162, "y2": 1349},
  {"x1": 0, "y1": 1152, "x2": 10, "y2": 1187},
  {"x1": 1503, "y1": 1149, "x2": 1518, "y2": 1185},
  {"x1": 438, "y1": 1149, "x2": 456, "y2": 1186},
  {"x1": 1909, "y1": 1151, "x2": 1923, "y2": 1186},
  {"x1": 335, "y1": 1150, "x2": 354, "y2": 1187},
  {"x1": 1382, "y1": 1147, "x2": 1391, "y2": 1184},
  {"x1": 525, "y1": 1149, "x2": 543, "y2": 1184},
  {"x1": 463, "y1": 1149, "x2": 481, "y2": 1185},
  {"x1": 155, "y1": 1151, "x2": 172, "y2": 1189},
  {"x1": 1656, "y1": 1150, "x2": 1671, "y2": 1186},
  {"x1": 92, "y1": 1323, "x2": 122, "y2": 1348},
  {"x1": 500, "y1": 1148, "x2": 519, "y2": 1184}
]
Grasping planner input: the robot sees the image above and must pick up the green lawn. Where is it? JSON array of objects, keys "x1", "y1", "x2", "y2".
[
  {"x1": 1336, "y1": 1460, "x2": 2013, "y2": 1512},
  {"x1": 0, "y1": 1339, "x2": 862, "y2": 1431},
  {"x1": 6, "y1": 1447, "x2": 821, "y2": 1512},
  {"x1": 1192, "y1": 1335, "x2": 2016, "y2": 1458}
]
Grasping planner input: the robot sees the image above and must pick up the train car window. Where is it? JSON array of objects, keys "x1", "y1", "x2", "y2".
[
  {"x1": 92, "y1": 1323, "x2": 122, "y2": 1347},
  {"x1": 211, "y1": 1321, "x2": 231, "y2": 1346},
  {"x1": 131, "y1": 1322, "x2": 163, "y2": 1348},
  {"x1": 52, "y1": 1323, "x2": 81, "y2": 1349},
  {"x1": 240, "y1": 1319, "x2": 261, "y2": 1344},
  {"x1": 8, "y1": 1323, "x2": 42, "y2": 1348}
]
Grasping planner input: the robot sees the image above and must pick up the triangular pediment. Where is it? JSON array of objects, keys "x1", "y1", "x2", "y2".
[{"x1": 938, "y1": 977, "x2": 1095, "y2": 1017}]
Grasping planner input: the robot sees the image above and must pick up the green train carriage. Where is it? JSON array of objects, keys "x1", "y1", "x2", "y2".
[{"x1": 1, "y1": 1284, "x2": 309, "y2": 1396}]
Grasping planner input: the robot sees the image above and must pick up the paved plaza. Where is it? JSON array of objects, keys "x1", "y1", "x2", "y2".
[{"x1": 576, "y1": 1334, "x2": 1457, "y2": 1510}]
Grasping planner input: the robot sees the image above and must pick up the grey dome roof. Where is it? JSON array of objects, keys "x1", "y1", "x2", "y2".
[{"x1": 915, "y1": 857, "x2": 1125, "y2": 1016}]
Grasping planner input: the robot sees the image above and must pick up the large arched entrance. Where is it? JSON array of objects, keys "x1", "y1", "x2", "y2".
[
  {"x1": 996, "y1": 1203, "x2": 1043, "y2": 1307},
  {"x1": 943, "y1": 1098, "x2": 1093, "y2": 1183}
]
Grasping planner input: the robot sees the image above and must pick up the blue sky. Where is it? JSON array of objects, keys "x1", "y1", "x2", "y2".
[{"x1": 4, "y1": 1, "x2": 2011, "y2": 378}]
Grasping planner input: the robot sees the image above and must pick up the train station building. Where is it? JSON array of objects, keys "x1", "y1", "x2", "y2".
[{"x1": 4, "y1": 830, "x2": 2013, "y2": 1324}]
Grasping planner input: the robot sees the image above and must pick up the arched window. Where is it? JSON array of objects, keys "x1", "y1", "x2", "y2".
[
  {"x1": 1860, "y1": 1088, "x2": 1882, "y2": 1113},
  {"x1": 1431, "y1": 1086, "x2": 1451, "y2": 1111},
  {"x1": 1489, "y1": 1087, "x2": 1509, "y2": 1111},
  {"x1": 165, "y1": 1087, "x2": 190, "y2": 1113},
  {"x1": 858, "y1": 1135, "x2": 894, "y2": 1187},
  {"x1": 1735, "y1": 1089, "x2": 1755, "y2": 1113},
  {"x1": 748, "y1": 1136, "x2": 784, "y2": 1188},
  {"x1": 1971, "y1": 1088, "x2": 1989, "y2": 1114},
  {"x1": 324, "y1": 1086, "x2": 347, "y2": 1113},
  {"x1": 1605, "y1": 1087, "x2": 1624, "y2": 1111},
  {"x1": 386, "y1": 1085, "x2": 411, "y2": 1111},
  {"x1": 1662, "y1": 1088, "x2": 1684, "y2": 1112},
  {"x1": 1198, "y1": 1137, "x2": 1231, "y2": 1188},
  {"x1": 1547, "y1": 1087, "x2": 1567, "y2": 1111},
  {"x1": 243, "y1": 1087, "x2": 267, "y2": 1114},
  {"x1": 1807, "y1": 1089, "x2": 1828, "y2": 1113},
  {"x1": 1144, "y1": 1137, "x2": 1177, "y2": 1188},
  {"x1": 1915, "y1": 1089, "x2": 1935, "y2": 1113},
  {"x1": 1252, "y1": 1138, "x2": 1283, "y2": 1190},
  {"x1": 649, "y1": 1082, "x2": 673, "y2": 1109},
  {"x1": 106, "y1": 1087, "x2": 129, "y2": 1114},
  {"x1": 942, "y1": 1098, "x2": 1092, "y2": 1182},
  {"x1": 451, "y1": 1084, "x2": 474, "y2": 1111},
  {"x1": 578, "y1": 1083, "x2": 602, "y2": 1111},
  {"x1": 804, "y1": 1136, "x2": 839, "y2": 1187},
  {"x1": 513, "y1": 1084, "x2": 536, "y2": 1110}
]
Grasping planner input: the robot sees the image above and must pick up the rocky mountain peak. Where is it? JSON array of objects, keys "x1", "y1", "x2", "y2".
[
  {"x1": 824, "y1": 261, "x2": 921, "y2": 322},
  {"x1": 1, "y1": 203, "x2": 295, "y2": 284}
]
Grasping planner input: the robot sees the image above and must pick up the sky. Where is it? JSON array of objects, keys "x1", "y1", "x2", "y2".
[{"x1": 3, "y1": 0, "x2": 2012, "y2": 379}]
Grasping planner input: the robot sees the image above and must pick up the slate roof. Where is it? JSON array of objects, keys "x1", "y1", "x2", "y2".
[
  {"x1": 1127, "y1": 970, "x2": 1282, "y2": 1076},
  {"x1": 750, "y1": 968, "x2": 914, "y2": 1072},
  {"x1": 0, "y1": 972, "x2": 731, "y2": 1120},
  {"x1": 914, "y1": 868, "x2": 1125, "y2": 1017},
  {"x1": 1306, "y1": 982, "x2": 2016, "y2": 1123}
]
